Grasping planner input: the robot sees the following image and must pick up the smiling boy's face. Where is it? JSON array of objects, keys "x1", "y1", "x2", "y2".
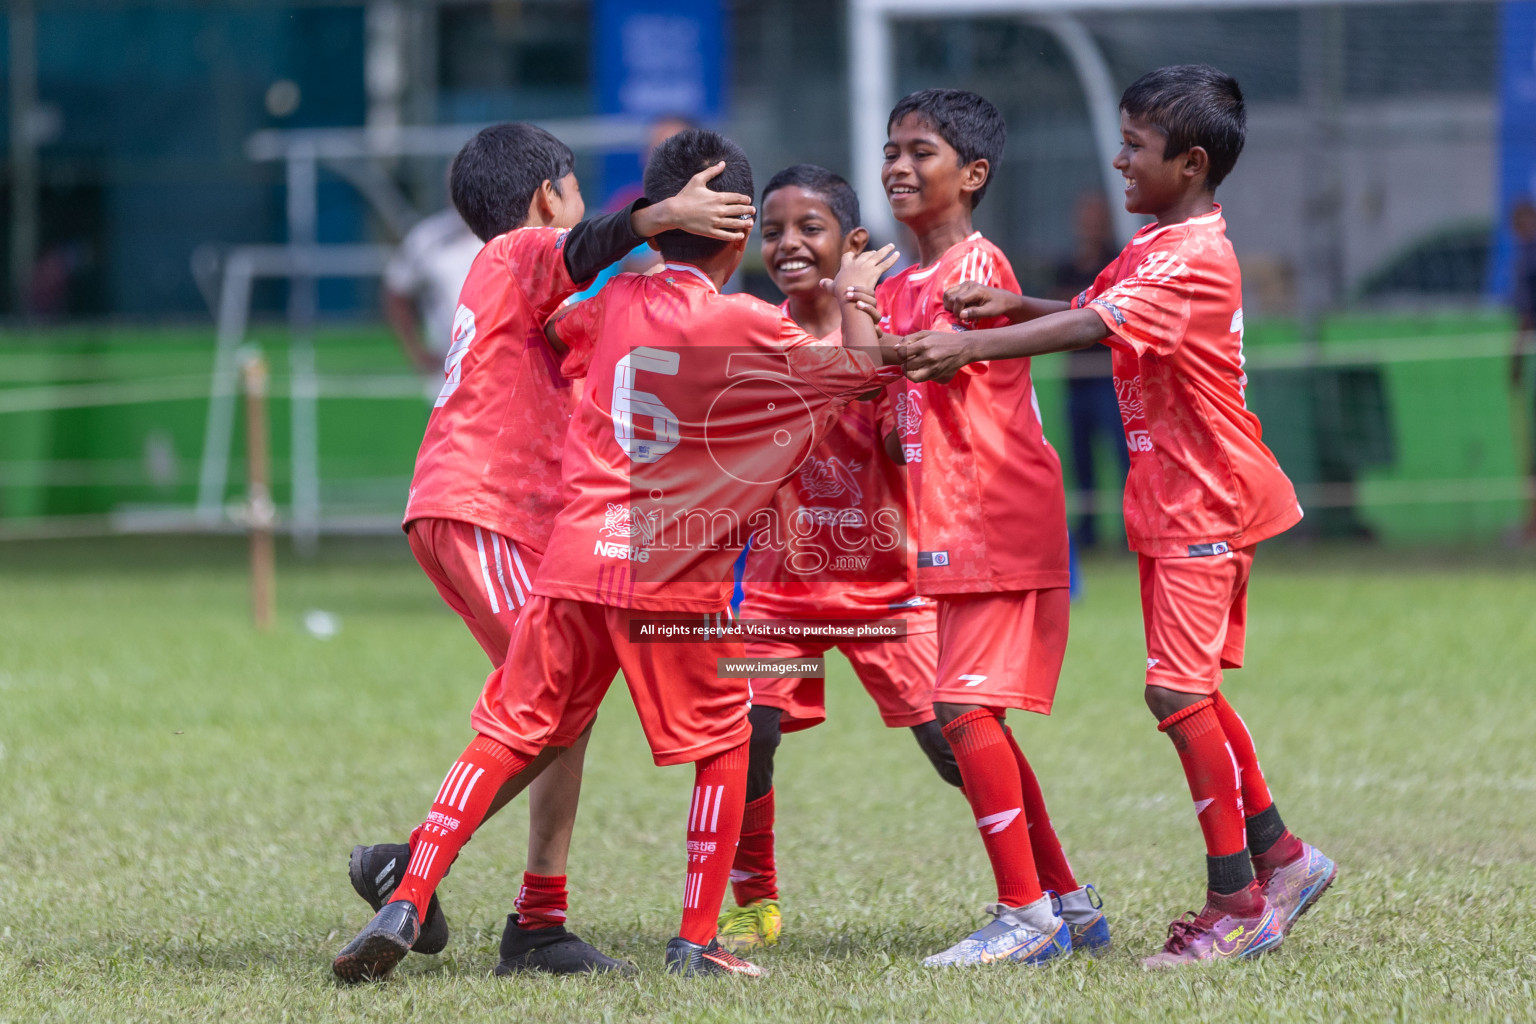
[
  {"x1": 760, "y1": 186, "x2": 860, "y2": 298},
  {"x1": 881, "y1": 113, "x2": 985, "y2": 231},
  {"x1": 1114, "y1": 112, "x2": 1198, "y2": 216}
]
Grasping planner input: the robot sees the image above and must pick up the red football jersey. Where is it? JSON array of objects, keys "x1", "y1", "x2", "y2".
[
  {"x1": 404, "y1": 226, "x2": 579, "y2": 552},
  {"x1": 1073, "y1": 206, "x2": 1302, "y2": 557},
  {"x1": 877, "y1": 233, "x2": 1070, "y2": 595},
  {"x1": 536, "y1": 264, "x2": 895, "y2": 612},
  {"x1": 739, "y1": 304, "x2": 934, "y2": 630}
]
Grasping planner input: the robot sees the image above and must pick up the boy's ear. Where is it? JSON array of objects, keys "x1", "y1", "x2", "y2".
[
  {"x1": 529, "y1": 179, "x2": 559, "y2": 225},
  {"x1": 846, "y1": 227, "x2": 870, "y2": 255},
  {"x1": 959, "y1": 159, "x2": 991, "y2": 204},
  {"x1": 647, "y1": 236, "x2": 662, "y2": 252},
  {"x1": 1182, "y1": 146, "x2": 1211, "y2": 185}
]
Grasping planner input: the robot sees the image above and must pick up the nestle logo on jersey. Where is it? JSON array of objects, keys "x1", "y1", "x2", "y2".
[
  {"x1": 1127, "y1": 430, "x2": 1153, "y2": 452},
  {"x1": 594, "y1": 540, "x2": 650, "y2": 562},
  {"x1": 903, "y1": 444, "x2": 923, "y2": 462}
]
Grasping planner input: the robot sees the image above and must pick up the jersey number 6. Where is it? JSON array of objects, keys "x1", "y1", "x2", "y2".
[{"x1": 612, "y1": 347, "x2": 681, "y2": 463}]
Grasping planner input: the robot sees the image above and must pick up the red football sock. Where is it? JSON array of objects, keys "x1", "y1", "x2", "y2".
[
  {"x1": 942, "y1": 709, "x2": 1042, "y2": 908},
  {"x1": 680, "y1": 741, "x2": 749, "y2": 944},
  {"x1": 1003, "y1": 726, "x2": 1078, "y2": 895},
  {"x1": 515, "y1": 872, "x2": 568, "y2": 930},
  {"x1": 390, "y1": 734, "x2": 530, "y2": 917},
  {"x1": 730, "y1": 790, "x2": 778, "y2": 906},
  {"x1": 1210, "y1": 691, "x2": 1274, "y2": 816},
  {"x1": 1159, "y1": 699, "x2": 1247, "y2": 858}
]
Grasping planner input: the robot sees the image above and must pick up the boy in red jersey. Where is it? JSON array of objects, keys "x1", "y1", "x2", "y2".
[
  {"x1": 716, "y1": 164, "x2": 963, "y2": 954},
  {"x1": 343, "y1": 121, "x2": 758, "y2": 977},
  {"x1": 333, "y1": 128, "x2": 902, "y2": 982},
  {"x1": 878, "y1": 89, "x2": 1106, "y2": 968},
  {"x1": 907, "y1": 65, "x2": 1337, "y2": 968}
]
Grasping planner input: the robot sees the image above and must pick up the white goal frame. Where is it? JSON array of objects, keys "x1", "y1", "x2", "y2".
[{"x1": 848, "y1": 0, "x2": 1458, "y2": 245}]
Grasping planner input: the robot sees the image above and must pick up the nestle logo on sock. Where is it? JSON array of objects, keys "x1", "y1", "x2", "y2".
[{"x1": 427, "y1": 810, "x2": 461, "y2": 831}]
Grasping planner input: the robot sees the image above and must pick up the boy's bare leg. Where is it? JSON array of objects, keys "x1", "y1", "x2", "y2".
[
  {"x1": 525, "y1": 724, "x2": 591, "y2": 876},
  {"x1": 507, "y1": 725, "x2": 590, "y2": 932},
  {"x1": 497, "y1": 723, "x2": 634, "y2": 975}
]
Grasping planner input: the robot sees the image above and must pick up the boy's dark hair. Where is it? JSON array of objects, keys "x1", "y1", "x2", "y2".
[
  {"x1": 886, "y1": 89, "x2": 1006, "y2": 209},
  {"x1": 450, "y1": 122, "x2": 575, "y2": 242},
  {"x1": 762, "y1": 164, "x2": 861, "y2": 235},
  {"x1": 1120, "y1": 65, "x2": 1246, "y2": 189},
  {"x1": 644, "y1": 128, "x2": 754, "y2": 261}
]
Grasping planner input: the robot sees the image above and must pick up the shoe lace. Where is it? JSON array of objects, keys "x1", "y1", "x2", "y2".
[
  {"x1": 707, "y1": 947, "x2": 754, "y2": 969},
  {"x1": 1161, "y1": 909, "x2": 1214, "y2": 954}
]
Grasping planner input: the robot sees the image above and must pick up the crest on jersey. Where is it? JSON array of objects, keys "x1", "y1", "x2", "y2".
[
  {"x1": 600, "y1": 503, "x2": 656, "y2": 545},
  {"x1": 1114, "y1": 375, "x2": 1146, "y2": 422},
  {"x1": 895, "y1": 390, "x2": 923, "y2": 438},
  {"x1": 799, "y1": 456, "x2": 863, "y2": 504}
]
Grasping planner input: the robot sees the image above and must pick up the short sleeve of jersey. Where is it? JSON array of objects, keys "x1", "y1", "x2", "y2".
[
  {"x1": 934, "y1": 245, "x2": 1008, "y2": 333},
  {"x1": 503, "y1": 227, "x2": 579, "y2": 323},
  {"x1": 551, "y1": 288, "x2": 606, "y2": 380},
  {"x1": 1080, "y1": 242, "x2": 1195, "y2": 359}
]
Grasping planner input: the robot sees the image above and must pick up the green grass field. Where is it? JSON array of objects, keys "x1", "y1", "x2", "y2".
[{"x1": 2, "y1": 538, "x2": 1535, "y2": 1022}]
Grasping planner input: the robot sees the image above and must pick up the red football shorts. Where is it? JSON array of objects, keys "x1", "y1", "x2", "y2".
[
  {"x1": 929, "y1": 589, "x2": 1070, "y2": 714},
  {"x1": 407, "y1": 517, "x2": 542, "y2": 667},
  {"x1": 1138, "y1": 545, "x2": 1255, "y2": 695},
  {"x1": 746, "y1": 630, "x2": 939, "y2": 733},
  {"x1": 472, "y1": 595, "x2": 751, "y2": 766}
]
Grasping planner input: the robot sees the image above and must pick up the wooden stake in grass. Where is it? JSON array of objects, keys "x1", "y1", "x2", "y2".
[{"x1": 241, "y1": 348, "x2": 276, "y2": 631}]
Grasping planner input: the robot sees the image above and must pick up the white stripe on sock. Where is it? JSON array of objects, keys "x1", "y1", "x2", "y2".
[
  {"x1": 456, "y1": 766, "x2": 487, "y2": 812},
  {"x1": 417, "y1": 843, "x2": 437, "y2": 880},
  {"x1": 447, "y1": 764, "x2": 473, "y2": 808},
  {"x1": 435, "y1": 761, "x2": 465, "y2": 804}
]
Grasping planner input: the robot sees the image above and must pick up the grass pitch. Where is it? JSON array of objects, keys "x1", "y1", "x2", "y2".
[{"x1": 2, "y1": 537, "x2": 1534, "y2": 1022}]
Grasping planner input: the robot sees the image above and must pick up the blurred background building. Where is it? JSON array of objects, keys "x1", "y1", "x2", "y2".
[{"x1": 3, "y1": 0, "x2": 1534, "y2": 547}]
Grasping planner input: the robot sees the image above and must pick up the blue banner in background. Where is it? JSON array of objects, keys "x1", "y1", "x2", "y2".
[
  {"x1": 1493, "y1": 1, "x2": 1536, "y2": 297},
  {"x1": 594, "y1": 0, "x2": 725, "y2": 207}
]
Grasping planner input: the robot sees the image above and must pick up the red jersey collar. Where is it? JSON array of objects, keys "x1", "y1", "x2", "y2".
[
  {"x1": 1132, "y1": 205, "x2": 1223, "y2": 246},
  {"x1": 662, "y1": 262, "x2": 719, "y2": 293},
  {"x1": 908, "y1": 231, "x2": 984, "y2": 282}
]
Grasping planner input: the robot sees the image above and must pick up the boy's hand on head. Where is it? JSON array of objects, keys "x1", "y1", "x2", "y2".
[
  {"x1": 640, "y1": 161, "x2": 756, "y2": 241},
  {"x1": 833, "y1": 243, "x2": 900, "y2": 295},
  {"x1": 820, "y1": 279, "x2": 881, "y2": 325},
  {"x1": 943, "y1": 281, "x2": 1024, "y2": 324},
  {"x1": 900, "y1": 329, "x2": 973, "y2": 384}
]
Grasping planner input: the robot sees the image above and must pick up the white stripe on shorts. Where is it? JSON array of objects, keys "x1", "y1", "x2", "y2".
[{"x1": 473, "y1": 527, "x2": 501, "y2": 614}]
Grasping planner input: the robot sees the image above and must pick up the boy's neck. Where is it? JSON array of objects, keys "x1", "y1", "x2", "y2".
[
  {"x1": 1154, "y1": 191, "x2": 1217, "y2": 229},
  {"x1": 785, "y1": 288, "x2": 840, "y2": 339},
  {"x1": 907, "y1": 210, "x2": 975, "y2": 268}
]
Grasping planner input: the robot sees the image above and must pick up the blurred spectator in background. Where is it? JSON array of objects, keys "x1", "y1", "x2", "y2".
[
  {"x1": 1054, "y1": 191, "x2": 1127, "y2": 549},
  {"x1": 1509, "y1": 199, "x2": 1536, "y2": 543},
  {"x1": 383, "y1": 205, "x2": 484, "y2": 374},
  {"x1": 26, "y1": 242, "x2": 93, "y2": 318}
]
